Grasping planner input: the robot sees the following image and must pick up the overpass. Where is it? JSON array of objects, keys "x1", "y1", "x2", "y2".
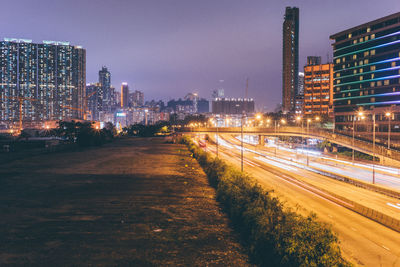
[{"x1": 180, "y1": 126, "x2": 400, "y2": 167}]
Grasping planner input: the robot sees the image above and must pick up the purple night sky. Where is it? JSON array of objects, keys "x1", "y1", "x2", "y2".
[{"x1": 1, "y1": 0, "x2": 399, "y2": 111}]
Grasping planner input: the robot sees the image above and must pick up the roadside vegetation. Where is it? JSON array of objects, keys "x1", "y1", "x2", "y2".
[
  {"x1": 52, "y1": 120, "x2": 116, "y2": 147},
  {"x1": 180, "y1": 136, "x2": 350, "y2": 267},
  {"x1": 123, "y1": 122, "x2": 171, "y2": 137}
]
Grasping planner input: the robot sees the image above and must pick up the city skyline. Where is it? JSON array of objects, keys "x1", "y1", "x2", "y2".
[{"x1": 1, "y1": 0, "x2": 400, "y2": 110}]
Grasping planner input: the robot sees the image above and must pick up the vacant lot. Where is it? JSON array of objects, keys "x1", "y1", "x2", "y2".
[{"x1": 0, "y1": 137, "x2": 250, "y2": 266}]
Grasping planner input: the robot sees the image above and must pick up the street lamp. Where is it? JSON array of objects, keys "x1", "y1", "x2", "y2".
[
  {"x1": 241, "y1": 113, "x2": 245, "y2": 172},
  {"x1": 266, "y1": 118, "x2": 271, "y2": 127},
  {"x1": 296, "y1": 116, "x2": 303, "y2": 151},
  {"x1": 372, "y1": 113, "x2": 376, "y2": 184},
  {"x1": 255, "y1": 113, "x2": 262, "y2": 127},
  {"x1": 352, "y1": 111, "x2": 364, "y2": 163},
  {"x1": 306, "y1": 118, "x2": 311, "y2": 166},
  {"x1": 386, "y1": 112, "x2": 391, "y2": 150}
]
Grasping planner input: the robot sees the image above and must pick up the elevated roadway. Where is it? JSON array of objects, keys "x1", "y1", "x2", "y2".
[{"x1": 181, "y1": 127, "x2": 400, "y2": 167}]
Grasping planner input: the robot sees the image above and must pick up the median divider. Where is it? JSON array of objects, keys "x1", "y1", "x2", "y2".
[{"x1": 179, "y1": 136, "x2": 350, "y2": 267}]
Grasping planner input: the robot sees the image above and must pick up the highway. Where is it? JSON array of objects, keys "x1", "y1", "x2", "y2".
[
  {"x1": 196, "y1": 134, "x2": 400, "y2": 266},
  {"x1": 232, "y1": 134, "x2": 400, "y2": 190}
]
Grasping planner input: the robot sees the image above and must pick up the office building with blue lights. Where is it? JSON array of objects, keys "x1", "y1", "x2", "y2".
[{"x1": 330, "y1": 12, "x2": 400, "y2": 135}]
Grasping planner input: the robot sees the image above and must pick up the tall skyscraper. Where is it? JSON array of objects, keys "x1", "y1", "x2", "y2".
[
  {"x1": 86, "y1": 83, "x2": 101, "y2": 121},
  {"x1": 282, "y1": 7, "x2": 299, "y2": 114},
  {"x1": 330, "y1": 12, "x2": 400, "y2": 135},
  {"x1": 121, "y1": 83, "x2": 129, "y2": 108},
  {"x1": 130, "y1": 90, "x2": 144, "y2": 107},
  {"x1": 98, "y1": 66, "x2": 111, "y2": 112},
  {"x1": 0, "y1": 39, "x2": 86, "y2": 123}
]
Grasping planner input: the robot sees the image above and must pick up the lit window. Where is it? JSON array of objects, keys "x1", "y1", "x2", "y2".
[
  {"x1": 353, "y1": 54, "x2": 357, "y2": 60},
  {"x1": 377, "y1": 81, "x2": 382, "y2": 86},
  {"x1": 392, "y1": 62, "x2": 396, "y2": 67},
  {"x1": 348, "y1": 100, "x2": 351, "y2": 104},
  {"x1": 371, "y1": 74, "x2": 375, "y2": 79},
  {"x1": 360, "y1": 76, "x2": 363, "y2": 81},
  {"x1": 348, "y1": 33, "x2": 352, "y2": 38},
  {"x1": 364, "y1": 59, "x2": 369, "y2": 64},
  {"x1": 384, "y1": 80, "x2": 390, "y2": 85},
  {"x1": 371, "y1": 82, "x2": 375, "y2": 87},
  {"x1": 365, "y1": 36, "x2": 369, "y2": 41},
  {"x1": 371, "y1": 50, "x2": 375, "y2": 55},
  {"x1": 353, "y1": 40, "x2": 358, "y2": 44},
  {"x1": 360, "y1": 69, "x2": 363, "y2": 73},
  {"x1": 364, "y1": 51, "x2": 369, "y2": 57},
  {"x1": 360, "y1": 37, "x2": 364, "y2": 42},
  {"x1": 371, "y1": 97, "x2": 375, "y2": 102},
  {"x1": 371, "y1": 65, "x2": 376, "y2": 71},
  {"x1": 371, "y1": 34, "x2": 375, "y2": 39},
  {"x1": 354, "y1": 69, "x2": 357, "y2": 74},
  {"x1": 336, "y1": 58, "x2": 341, "y2": 64},
  {"x1": 367, "y1": 27, "x2": 371, "y2": 33},
  {"x1": 336, "y1": 73, "x2": 341, "y2": 77}
]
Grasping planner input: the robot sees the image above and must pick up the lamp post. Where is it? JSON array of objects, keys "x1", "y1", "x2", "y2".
[
  {"x1": 306, "y1": 118, "x2": 311, "y2": 166},
  {"x1": 296, "y1": 116, "x2": 302, "y2": 161},
  {"x1": 386, "y1": 112, "x2": 391, "y2": 150},
  {"x1": 352, "y1": 111, "x2": 364, "y2": 163},
  {"x1": 241, "y1": 113, "x2": 244, "y2": 172},
  {"x1": 255, "y1": 113, "x2": 262, "y2": 127},
  {"x1": 372, "y1": 113, "x2": 376, "y2": 184}
]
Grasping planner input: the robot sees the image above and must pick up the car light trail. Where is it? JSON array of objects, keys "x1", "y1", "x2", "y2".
[{"x1": 387, "y1": 203, "x2": 400, "y2": 210}]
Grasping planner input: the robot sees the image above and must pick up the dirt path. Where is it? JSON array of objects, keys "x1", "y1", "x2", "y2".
[{"x1": 0, "y1": 137, "x2": 251, "y2": 266}]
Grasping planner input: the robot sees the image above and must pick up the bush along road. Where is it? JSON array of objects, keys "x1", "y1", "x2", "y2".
[{"x1": 180, "y1": 136, "x2": 351, "y2": 267}]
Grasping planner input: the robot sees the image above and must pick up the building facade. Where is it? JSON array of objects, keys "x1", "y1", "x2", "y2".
[
  {"x1": 130, "y1": 90, "x2": 144, "y2": 107},
  {"x1": 303, "y1": 57, "x2": 334, "y2": 116},
  {"x1": 282, "y1": 7, "x2": 299, "y2": 114},
  {"x1": 98, "y1": 66, "x2": 111, "y2": 112},
  {"x1": 212, "y1": 98, "x2": 255, "y2": 115},
  {"x1": 86, "y1": 82, "x2": 101, "y2": 121},
  {"x1": 330, "y1": 12, "x2": 400, "y2": 136},
  {"x1": 121, "y1": 82, "x2": 129, "y2": 108},
  {"x1": 0, "y1": 38, "x2": 85, "y2": 124}
]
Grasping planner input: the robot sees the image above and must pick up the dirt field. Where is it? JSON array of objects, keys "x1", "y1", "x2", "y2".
[{"x1": 0, "y1": 137, "x2": 251, "y2": 266}]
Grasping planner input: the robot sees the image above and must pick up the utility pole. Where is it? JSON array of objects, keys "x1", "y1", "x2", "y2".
[
  {"x1": 241, "y1": 113, "x2": 244, "y2": 172},
  {"x1": 373, "y1": 113, "x2": 376, "y2": 184},
  {"x1": 216, "y1": 122, "x2": 219, "y2": 157}
]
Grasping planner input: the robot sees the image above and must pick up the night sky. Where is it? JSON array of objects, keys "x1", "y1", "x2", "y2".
[{"x1": 1, "y1": 0, "x2": 399, "y2": 110}]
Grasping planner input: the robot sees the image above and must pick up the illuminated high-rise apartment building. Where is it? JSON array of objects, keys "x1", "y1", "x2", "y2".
[
  {"x1": 282, "y1": 7, "x2": 299, "y2": 114},
  {"x1": 121, "y1": 82, "x2": 129, "y2": 108},
  {"x1": 98, "y1": 66, "x2": 111, "y2": 112},
  {"x1": 0, "y1": 38, "x2": 85, "y2": 123},
  {"x1": 330, "y1": 12, "x2": 400, "y2": 135}
]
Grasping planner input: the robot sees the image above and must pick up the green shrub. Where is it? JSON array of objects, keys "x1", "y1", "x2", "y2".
[{"x1": 179, "y1": 136, "x2": 350, "y2": 267}]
